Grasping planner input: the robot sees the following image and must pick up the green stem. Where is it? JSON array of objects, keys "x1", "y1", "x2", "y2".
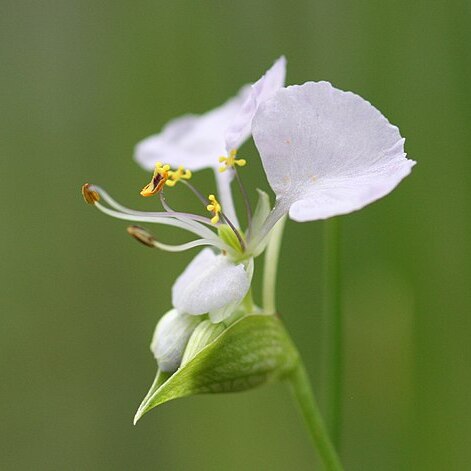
[
  {"x1": 323, "y1": 217, "x2": 342, "y2": 448},
  {"x1": 289, "y1": 362, "x2": 344, "y2": 471},
  {"x1": 262, "y1": 216, "x2": 287, "y2": 315}
]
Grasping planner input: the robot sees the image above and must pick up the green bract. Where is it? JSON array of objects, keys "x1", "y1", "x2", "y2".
[{"x1": 134, "y1": 314, "x2": 299, "y2": 424}]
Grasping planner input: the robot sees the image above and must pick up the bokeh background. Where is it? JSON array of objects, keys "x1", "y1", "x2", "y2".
[{"x1": 1, "y1": 1, "x2": 470, "y2": 469}]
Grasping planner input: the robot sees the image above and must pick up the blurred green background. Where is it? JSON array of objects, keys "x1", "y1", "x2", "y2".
[{"x1": 1, "y1": 1, "x2": 470, "y2": 469}]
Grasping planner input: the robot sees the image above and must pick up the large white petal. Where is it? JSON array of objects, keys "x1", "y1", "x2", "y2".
[
  {"x1": 172, "y1": 248, "x2": 251, "y2": 318},
  {"x1": 134, "y1": 57, "x2": 287, "y2": 173},
  {"x1": 135, "y1": 86, "x2": 251, "y2": 172},
  {"x1": 224, "y1": 56, "x2": 286, "y2": 152},
  {"x1": 252, "y1": 81, "x2": 416, "y2": 221},
  {"x1": 150, "y1": 309, "x2": 202, "y2": 373}
]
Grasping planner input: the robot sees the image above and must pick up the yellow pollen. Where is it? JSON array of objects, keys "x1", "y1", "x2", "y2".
[
  {"x1": 206, "y1": 194, "x2": 221, "y2": 224},
  {"x1": 82, "y1": 183, "x2": 100, "y2": 204},
  {"x1": 140, "y1": 162, "x2": 171, "y2": 197},
  {"x1": 166, "y1": 166, "x2": 192, "y2": 187},
  {"x1": 218, "y1": 149, "x2": 246, "y2": 173}
]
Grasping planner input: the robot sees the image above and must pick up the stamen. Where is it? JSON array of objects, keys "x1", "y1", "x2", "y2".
[
  {"x1": 206, "y1": 194, "x2": 246, "y2": 250},
  {"x1": 218, "y1": 149, "x2": 247, "y2": 173},
  {"x1": 127, "y1": 225, "x2": 156, "y2": 248},
  {"x1": 127, "y1": 225, "x2": 222, "y2": 253},
  {"x1": 82, "y1": 183, "x2": 100, "y2": 204},
  {"x1": 82, "y1": 184, "x2": 237, "y2": 254},
  {"x1": 207, "y1": 194, "x2": 222, "y2": 224},
  {"x1": 140, "y1": 162, "x2": 170, "y2": 197},
  {"x1": 166, "y1": 166, "x2": 192, "y2": 187},
  {"x1": 90, "y1": 184, "x2": 214, "y2": 228}
]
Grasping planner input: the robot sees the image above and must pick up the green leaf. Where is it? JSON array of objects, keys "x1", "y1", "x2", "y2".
[{"x1": 134, "y1": 314, "x2": 299, "y2": 424}]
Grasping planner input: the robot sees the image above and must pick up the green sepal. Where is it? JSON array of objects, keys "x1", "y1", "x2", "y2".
[
  {"x1": 218, "y1": 224, "x2": 243, "y2": 254},
  {"x1": 250, "y1": 189, "x2": 272, "y2": 257},
  {"x1": 134, "y1": 314, "x2": 299, "y2": 424}
]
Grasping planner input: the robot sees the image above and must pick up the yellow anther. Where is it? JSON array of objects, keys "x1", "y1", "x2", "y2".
[
  {"x1": 166, "y1": 166, "x2": 192, "y2": 187},
  {"x1": 206, "y1": 194, "x2": 221, "y2": 224},
  {"x1": 140, "y1": 162, "x2": 171, "y2": 197},
  {"x1": 218, "y1": 149, "x2": 247, "y2": 173},
  {"x1": 82, "y1": 183, "x2": 100, "y2": 204}
]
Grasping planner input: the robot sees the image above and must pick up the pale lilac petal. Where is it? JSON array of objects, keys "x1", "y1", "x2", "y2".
[
  {"x1": 252, "y1": 81, "x2": 415, "y2": 221},
  {"x1": 172, "y1": 248, "x2": 251, "y2": 318},
  {"x1": 224, "y1": 56, "x2": 287, "y2": 152},
  {"x1": 135, "y1": 85, "x2": 252, "y2": 172}
]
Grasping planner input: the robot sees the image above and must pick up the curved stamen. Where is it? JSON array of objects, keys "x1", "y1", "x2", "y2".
[
  {"x1": 93, "y1": 201, "x2": 227, "y2": 249},
  {"x1": 152, "y1": 238, "x2": 220, "y2": 253},
  {"x1": 127, "y1": 225, "x2": 221, "y2": 253},
  {"x1": 90, "y1": 185, "x2": 214, "y2": 227}
]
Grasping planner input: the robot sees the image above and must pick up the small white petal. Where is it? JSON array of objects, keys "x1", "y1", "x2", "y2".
[
  {"x1": 224, "y1": 56, "x2": 287, "y2": 152},
  {"x1": 150, "y1": 309, "x2": 202, "y2": 373},
  {"x1": 172, "y1": 248, "x2": 251, "y2": 317},
  {"x1": 252, "y1": 81, "x2": 416, "y2": 222}
]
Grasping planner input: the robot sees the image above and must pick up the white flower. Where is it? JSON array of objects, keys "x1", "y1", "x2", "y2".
[
  {"x1": 150, "y1": 309, "x2": 202, "y2": 373},
  {"x1": 248, "y1": 81, "x2": 416, "y2": 246},
  {"x1": 83, "y1": 65, "x2": 415, "y2": 329},
  {"x1": 172, "y1": 248, "x2": 253, "y2": 323},
  {"x1": 134, "y1": 56, "x2": 286, "y2": 225}
]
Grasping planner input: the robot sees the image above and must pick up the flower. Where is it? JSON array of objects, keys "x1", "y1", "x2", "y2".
[
  {"x1": 83, "y1": 60, "x2": 416, "y2": 428},
  {"x1": 83, "y1": 65, "x2": 415, "y2": 339}
]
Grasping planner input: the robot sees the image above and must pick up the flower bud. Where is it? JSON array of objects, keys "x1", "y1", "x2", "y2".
[
  {"x1": 135, "y1": 314, "x2": 299, "y2": 424},
  {"x1": 150, "y1": 309, "x2": 202, "y2": 373}
]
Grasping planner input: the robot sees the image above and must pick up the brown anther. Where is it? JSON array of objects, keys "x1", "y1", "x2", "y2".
[
  {"x1": 126, "y1": 225, "x2": 156, "y2": 248},
  {"x1": 140, "y1": 163, "x2": 170, "y2": 197},
  {"x1": 140, "y1": 173, "x2": 167, "y2": 197},
  {"x1": 82, "y1": 183, "x2": 100, "y2": 204}
]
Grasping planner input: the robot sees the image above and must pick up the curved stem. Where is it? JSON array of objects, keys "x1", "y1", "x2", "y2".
[
  {"x1": 289, "y1": 362, "x2": 344, "y2": 471},
  {"x1": 262, "y1": 216, "x2": 287, "y2": 315},
  {"x1": 323, "y1": 217, "x2": 342, "y2": 448}
]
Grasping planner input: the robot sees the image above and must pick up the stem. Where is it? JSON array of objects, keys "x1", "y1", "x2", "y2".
[
  {"x1": 322, "y1": 217, "x2": 342, "y2": 448},
  {"x1": 262, "y1": 216, "x2": 287, "y2": 315},
  {"x1": 289, "y1": 362, "x2": 344, "y2": 471}
]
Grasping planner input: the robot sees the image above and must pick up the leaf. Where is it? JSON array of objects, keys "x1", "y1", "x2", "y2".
[{"x1": 134, "y1": 314, "x2": 299, "y2": 424}]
